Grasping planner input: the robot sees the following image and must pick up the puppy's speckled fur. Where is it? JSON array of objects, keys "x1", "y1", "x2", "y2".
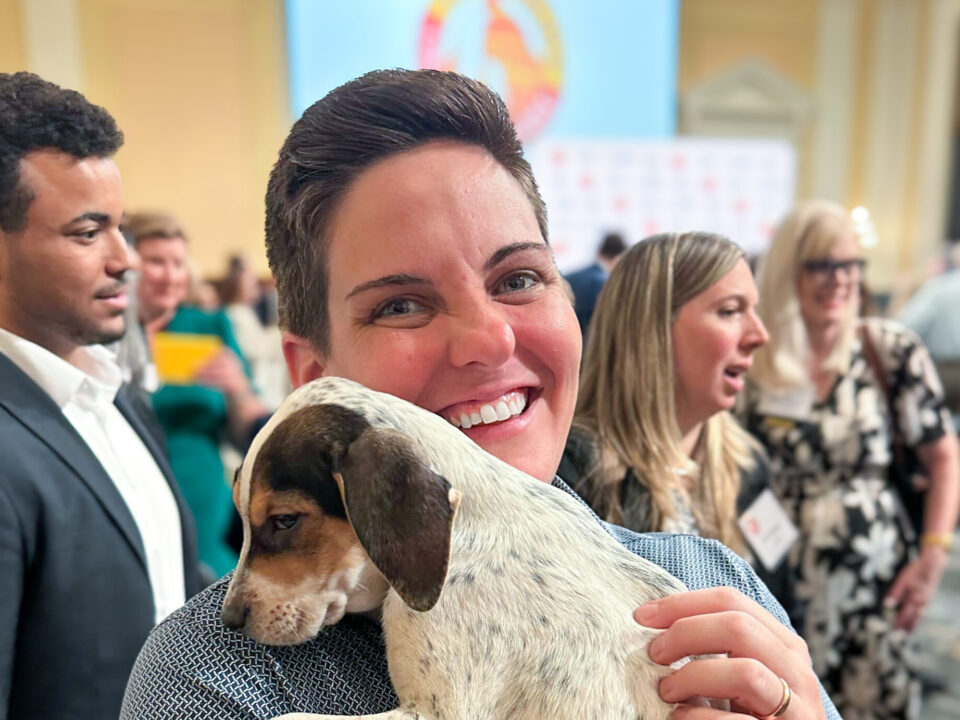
[{"x1": 224, "y1": 377, "x2": 689, "y2": 720}]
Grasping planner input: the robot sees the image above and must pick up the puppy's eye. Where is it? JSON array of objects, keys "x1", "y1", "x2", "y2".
[{"x1": 271, "y1": 514, "x2": 301, "y2": 531}]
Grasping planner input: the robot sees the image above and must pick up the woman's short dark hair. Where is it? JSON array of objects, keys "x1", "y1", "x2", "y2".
[
  {"x1": 0, "y1": 72, "x2": 123, "y2": 232},
  {"x1": 264, "y1": 68, "x2": 548, "y2": 354}
]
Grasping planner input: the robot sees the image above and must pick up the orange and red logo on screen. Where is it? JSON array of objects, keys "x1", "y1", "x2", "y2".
[{"x1": 419, "y1": 0, "x2": 563, "y2": 142}]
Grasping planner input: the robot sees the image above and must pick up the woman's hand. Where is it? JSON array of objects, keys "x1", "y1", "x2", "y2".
[
  {"x1": 195, "y1": 348, "x2": 267, "y2": 445},
  {"x1": 195, "y1": 348, "x2": 250, "y2": 397},
  {"x1": 884, "y1": 546, "x2": 948, "y2": 631},
  {"x1": 635, "y1": 587, "x2": 826, "y2": 719},
  {"x1": 899, "y1": 433, "x2": 960, "y2": 632}
]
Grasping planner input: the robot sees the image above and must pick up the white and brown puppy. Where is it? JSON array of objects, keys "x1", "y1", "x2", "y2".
[{"x1": 223, "y1": 377, "x2": 692, "y2": 720}]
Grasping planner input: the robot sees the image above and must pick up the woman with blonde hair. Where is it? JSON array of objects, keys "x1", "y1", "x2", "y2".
[
  {"x1": 562, "y1": 232, "x2": 782, "y2": 591},
  {"x1": 741, "y1": 199, "x2": 960, "y2": 719},
  {"x1": 128, "y1": 210, "x2": 267, "y2": 579}
]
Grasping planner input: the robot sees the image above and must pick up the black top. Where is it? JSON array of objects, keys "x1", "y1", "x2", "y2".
[{"x1": 559, "y1": 428, "x2": 801, "y2": 628}]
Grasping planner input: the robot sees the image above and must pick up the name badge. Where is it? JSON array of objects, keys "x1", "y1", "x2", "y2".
[
  {"x1": 754, "y1": 384, "x2": 815, "y2": 421},
  {"x1": 738, "y1": 489, "x2": 799, "y2": 572}
]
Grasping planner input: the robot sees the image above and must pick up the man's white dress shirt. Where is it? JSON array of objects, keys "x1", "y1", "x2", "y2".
[{"x1": 0, "y1": 327, "x2": 185, "y2": 623}]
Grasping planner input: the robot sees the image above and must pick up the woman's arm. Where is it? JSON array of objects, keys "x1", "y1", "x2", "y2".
[
  {"x1": 193, "y1": 348, "x2": 267, "y2": 449},
  {"x1": 917, "y1": 431, "x2": 960, "y2": 539},
  {"x1": 886, "y1": 431, "x2": 960, "y2": 630}
]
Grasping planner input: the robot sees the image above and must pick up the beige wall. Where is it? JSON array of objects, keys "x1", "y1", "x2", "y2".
[
  {"x1": 1, "y1": 0, "x2": 289, "y2": 277},
  {"x1": 679, "y1": 0, "x2": 819, "y2": 214},
  {"x1": 0, "y1": 0, "x2": 25, "y2": 70},
  {"x1": 679, "y1": 0, "x2": 820, "y2": 90},
  {"x1": 679, "y1": 0, "x2": 960, "y2": 294}
]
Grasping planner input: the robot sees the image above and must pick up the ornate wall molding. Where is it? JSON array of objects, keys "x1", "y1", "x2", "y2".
[
  {"x1": 679, "y1": 59, "x2": 813, "y2": 140},
  {"x1": 19, "y1": 0, "x2": 85, "y2": 92}
]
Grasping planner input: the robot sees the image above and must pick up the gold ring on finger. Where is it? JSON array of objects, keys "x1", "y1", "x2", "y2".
[{"x1": 759, "y1": 676, "x2": 791, "y2": 719}]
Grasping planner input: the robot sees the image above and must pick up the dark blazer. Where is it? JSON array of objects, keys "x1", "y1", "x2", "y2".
[
  {"x1": 0, "y1": 352, "x2": 201, "y2": 720},
  {"x1": 563, "y1": 262, "x2": 608, "y2": 336}
]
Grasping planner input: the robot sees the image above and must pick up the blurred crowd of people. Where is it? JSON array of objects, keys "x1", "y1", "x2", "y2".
[
  {"x1": 116, "y1": 212, "x2": 290, "y2": 579},
  {"x1": 2, "y1": 67, "x2": 959, "y2": 720},
  {"x1": 562, "y1": 207, "x2": 960, "y2": 720}
]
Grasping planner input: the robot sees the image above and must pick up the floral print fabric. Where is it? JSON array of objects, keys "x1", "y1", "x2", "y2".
[{"x1": 741, "y1": 318, "x2": 951, "y2": 720}]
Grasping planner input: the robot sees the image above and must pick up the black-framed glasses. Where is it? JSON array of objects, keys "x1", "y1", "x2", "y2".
[{"x1": 801, "y1": 258, "x2": 867, "y2": 284}]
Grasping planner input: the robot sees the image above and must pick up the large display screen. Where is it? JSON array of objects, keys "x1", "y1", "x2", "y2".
[
  {"x1": 284, "y1": 1, "x2": 794, "y2": 265},
  {"x1": 285, "y1": 0, "x2": 680, "y2": 142}
]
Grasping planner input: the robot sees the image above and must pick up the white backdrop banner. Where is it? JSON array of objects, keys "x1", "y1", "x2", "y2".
[{"x1": 528, "y1": 137, "x2": 796, "y2": 273}]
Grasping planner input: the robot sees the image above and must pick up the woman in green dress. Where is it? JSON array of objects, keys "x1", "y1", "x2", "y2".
[{"x1": 128, "y1": 212, "x2": 265, "y2": 579}]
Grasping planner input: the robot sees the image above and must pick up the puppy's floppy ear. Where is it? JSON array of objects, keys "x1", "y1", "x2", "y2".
[{"x1": 334, "y1": 427, "x2": 459, "y2": 612}]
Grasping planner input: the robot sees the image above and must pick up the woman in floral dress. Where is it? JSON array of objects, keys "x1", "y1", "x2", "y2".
[{"x1": 740, "y1": 200, "x2": 960, "y2": 719}]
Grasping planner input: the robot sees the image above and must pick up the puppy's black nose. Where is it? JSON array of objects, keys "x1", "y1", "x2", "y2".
[{"x1": 221, "y1": 603, "x2": 249, "y2": 630}]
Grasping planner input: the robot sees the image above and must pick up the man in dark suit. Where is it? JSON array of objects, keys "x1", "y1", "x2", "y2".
[
  {"x1": 0, "y1": 72, "x2": 201, "y2": 720},
  {"x1": 564, "y1": 231, "x2": 627, "y2": 336}
]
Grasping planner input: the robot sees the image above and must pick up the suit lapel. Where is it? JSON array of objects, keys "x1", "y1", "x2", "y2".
[
  {"x1": 115, "y1": 388, "x2": 175, "y2": 484},
  {"x1": 0, "y1": 353, "x2": 149, "y2": 573},
  {"x1": 115, "y1": 387, "x2": 200, "y2": 594}
]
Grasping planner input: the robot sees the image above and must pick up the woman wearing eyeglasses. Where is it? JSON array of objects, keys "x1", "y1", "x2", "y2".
[{"x1": 739, "y1": 199, "x2": 960, "y2": 719}]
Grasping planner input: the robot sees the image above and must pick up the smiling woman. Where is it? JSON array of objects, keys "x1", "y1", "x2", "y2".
[
  {"x1": 124, "y1": 211, "x2": 267, "y2": 579},
  {"x1": 741, "y1": 199, "x2": 960, "y2": 720},
  {"x1": 122, "y1": 69, "x2": 838, "y2": 720},
  {"x1": 281, "y1": 142, "x2": 580, "y2": 483}
]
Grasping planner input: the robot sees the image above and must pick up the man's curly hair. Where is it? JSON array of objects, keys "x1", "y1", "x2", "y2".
[{"x1": 0, "y1": 71, "x2": 124, "y2": 233}]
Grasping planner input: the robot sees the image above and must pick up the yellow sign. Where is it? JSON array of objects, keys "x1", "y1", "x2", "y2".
[{"x1": 152, "y1": 332, "x2": 223, "y2": 384}]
